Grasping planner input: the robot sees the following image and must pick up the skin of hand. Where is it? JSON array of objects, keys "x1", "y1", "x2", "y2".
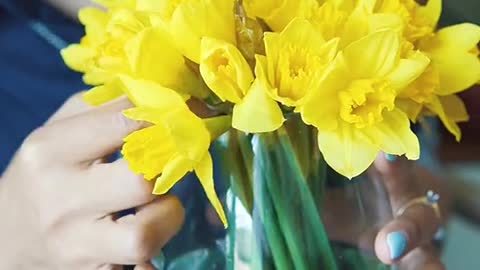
[
  {"x1": 0, "y1": 94, "x2": 185, "y2": 270},
  {"x1": 373, "y1": 155, "x2": 451, "y2": 270},
  {"x1": 46, "y1": 0, "x2": 100, "y2": 19}
]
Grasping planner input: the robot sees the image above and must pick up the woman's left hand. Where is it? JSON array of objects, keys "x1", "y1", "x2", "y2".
[{"x1": 374, "y1": 155, "x2": 451, "y2": 270}]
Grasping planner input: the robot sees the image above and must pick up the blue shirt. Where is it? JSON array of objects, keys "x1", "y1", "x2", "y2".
[{"x1": 0, "y1": 0, "x2": 85, "y2": 173}]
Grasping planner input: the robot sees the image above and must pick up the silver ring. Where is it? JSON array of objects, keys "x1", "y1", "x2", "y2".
[{"x1": 396, "y1": 190, "x2": 441, "y2": 220}]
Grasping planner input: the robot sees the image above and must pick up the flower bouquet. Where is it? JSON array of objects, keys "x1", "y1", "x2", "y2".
[{"x1": 62, "y1": 0, "x2": 480, "y2": 269}]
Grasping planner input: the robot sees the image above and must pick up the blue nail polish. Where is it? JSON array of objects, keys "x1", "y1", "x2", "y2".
[
  {"x1": 387, "y1": 231, "x2": 408, "y2": 260},
  {"x1": 385, "y1": 154, "x2": 397, "y2": 162}
]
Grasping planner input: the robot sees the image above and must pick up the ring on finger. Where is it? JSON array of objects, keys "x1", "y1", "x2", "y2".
[{"x1": 396, "y1": 190, "x2": 441, "y2": 220}]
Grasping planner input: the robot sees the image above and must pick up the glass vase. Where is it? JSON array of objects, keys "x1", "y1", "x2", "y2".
[{"x1": 215, "y1": 115, "x2": 394, "y2": 270}]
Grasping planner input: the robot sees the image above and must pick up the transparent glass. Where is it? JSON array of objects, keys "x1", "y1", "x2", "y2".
[{"x1": 218, "y1": 116, "x2": 393, "y2": 270}]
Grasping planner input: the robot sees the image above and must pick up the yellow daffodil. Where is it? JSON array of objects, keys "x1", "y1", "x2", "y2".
[
  {"x1": 257, "y1": 19, "x2": 339, "y2": 107},
  {"x1": 397, "y1": 23, "x2": 479, "y2": 140},
  {"x1": 137, "y1": 0, "x2": 236, "y2": 63},
  {"x1": 372, "y1": 0, "x2": 441, "y2": 42},
  {"x1": 200, "y1": 37, "x2": 284, "y2": 133},
  {"x1": 119, "y1": 75, "x2": 229, "y2": 228},
  {"x1": 61, "y1": 6, "x2": 146, "y2": 105},
  {"x1": 301, "y1": 30, "x2": 430, "y2": 178},
  {"x1": 243, "y1": 0, "x2": 318, "y2": 32},
  {"x1": 62, "y1": 5, "x2": 208, "y2": 106}
]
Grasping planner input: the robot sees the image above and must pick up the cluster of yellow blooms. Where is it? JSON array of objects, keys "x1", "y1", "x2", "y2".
[{"x1": 62, "y1": 0, "x2": 480, "y2": 227}]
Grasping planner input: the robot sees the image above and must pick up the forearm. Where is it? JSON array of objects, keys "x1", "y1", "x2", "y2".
[{"x1": 46, "y1": 0, "x2": 99, "y2": 19}]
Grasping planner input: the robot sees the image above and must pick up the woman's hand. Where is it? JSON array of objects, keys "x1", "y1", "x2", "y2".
[
  {"x1": 374, "y1": 155, "x2": 451, "y2": 270},
  {"x1": 0, "y1": 94, "x2": 185, "y2": 270}
]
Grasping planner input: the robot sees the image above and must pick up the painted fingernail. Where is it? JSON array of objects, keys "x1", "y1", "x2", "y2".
[
  {"x1": 386, "y1": 231, "x2": 408, "y2": 260},
  {"x1": 385, "y1": 154, "x2": 397, "y2": 162}
]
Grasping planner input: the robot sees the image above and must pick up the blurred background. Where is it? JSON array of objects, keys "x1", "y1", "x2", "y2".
[{"x1": 439, "y1": 1, "x2": 480, "y2": 268}]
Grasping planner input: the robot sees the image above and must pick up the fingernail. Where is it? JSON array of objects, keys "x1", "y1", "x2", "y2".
[
  {"x1": 385, "y1": 154, "x2": 397, "y2": 162},
  {"x1": 386, "y1": 231, "x2": 408, "y2": 260}
]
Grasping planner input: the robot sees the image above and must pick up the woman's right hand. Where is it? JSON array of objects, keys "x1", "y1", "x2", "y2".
[{"x1": 0, "y1": 95, "x2": 185, "y2": 270}]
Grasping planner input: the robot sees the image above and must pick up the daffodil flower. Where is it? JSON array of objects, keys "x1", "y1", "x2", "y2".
[
  {"x1": 200, "y1": 37, "x2": 284, "y2": 133},
  {"x1": 396, "y1": 0, "x2": 479, "y2": 140},
  {"x1": 62, "y1": 5, "x2": 208, "y2": 106},
  {"x1": 119, "y1": 75, "x2": 229, "y2": 228},
  {"x1": 256, "y1": 19, "x2": 339, "y2": 107},
  {"x1": 301, "y1": 30, "x2": 430, "y2": 178},
  {"x1": 137, "y1": 0, "x2": 236, "y2": 63}
]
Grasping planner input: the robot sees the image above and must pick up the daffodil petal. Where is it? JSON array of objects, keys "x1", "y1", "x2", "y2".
[
  {"x1": 365, "y1": 109, "x2": 420, "y2": 159},
  {"x1": 280, "y1": 19, "x2": 326, "y2": 52},
  {"x1": 83, "y1": 83, "x2": 124, "y2": 106},
  {"x1": 200, "y1": 37, "x2": 254, "y2": 103},
  {"x1": 416, "y1": 0, "x2": 442, "y2": 28},
  {"x1": 169, "y1": 0, "x2": 236, "y2": 63},
  {"x1": 344, "y1": 30, "x2": 400, "y2": 78},
  {"x1": 123, "y1": 107, "x2": 169, "y2": 124},
  {"x1": 339, "y1": 4, "x2": 369, "y2": 48},
  {"x1": 432, "y1": 50, "x2": 480, "y2": 95},
  {"x1": 369, "y1": 14, "x2": 404, "y2": 34},
  {"x1": 153, "y1": 155, "x2": 193, "y2": 194},
  {"x1": 195, "y1": 153, "x2": 228, "y2": 228},
  {"x1": 386, "y1": 51, "x2": 430, "y2": 91},
  {"x1": 165, "y1": 108, "x2": 211, "y2": 162},
  {"x1": 426, "y1": 96, "x2": 463, "y2": 141},
  {"x1": 232, "y1": 79, "x2": 284, "y2": 133},
  {"x1": 61, "y1": 44, "x2": 96, "y2": 72},
  {"x1": 78, "y1": 7, "x2": 109, "y2": 42},
  {"x1": 317, "y1": 122, "x2": 379, "y2": 179},
  {"x1": 118, "y1": 75, "x2": 188, "y2": 109},
  {"x1": 440, "y1": 94, "x2": 469, "y2": 123},
  {"x1": 432, "y1": 23, "x2": 480, "y2": 52},
  {"x1": 423, "y1": 24, "x2": 480, "y2": 94},
  {"x1": 396, "y1": 98, "x2": 423, "y2": 122},
  {"x1": 125, "y1": 27, "x2": 200, "y2": 96},
  {"x1": 122, "y1": 125, "x2": 176, "y2": 180},
  {"x1": 300, "y1": 55, "x2": 349, "y2": 130}
]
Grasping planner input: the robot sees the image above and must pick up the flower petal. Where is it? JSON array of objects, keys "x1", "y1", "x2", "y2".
[
  {"x1": 232, "y1": 79, "x2": 284, "y2": 133},
  {"x1": 430, "y1": 23, "x2": 480, "y2": 52},
  {"x1": 153, "y1": 155, "x2": 193, "y2": 194},
  {"x1": 343, "y1": 30, "x2": 400, "y2": 78},
  {"x1": 396, "y1": 98, "x2": 423, "y2": 122},
  {"x1": 426, "y1": 96, "x2": 459, "y2": 141},
  {"x1": 300, "y1": 54, "x2": 349, "y2": 130},
  {"x1": 364, "y1": 109, "x2": 420, "y2": 160},
  {"x1": 122, "y1": 125, "x2": 176, "y2": 180},
  {"x1": 422, "y1": 24, "x2": 480, "y2": 94},
  {"x1": 169, "y1": 0, "x2": 236, "y2": 63},
  {"x1": 317, "y1": 122, "x2": 379, "y2": 179},
  {"x1": 200, "y1": 37, "x2": 254, "y2": 103},
  {"x1": 83, "y1": 83, "x2": 124, "y2": 106},
  {"x1": 416, "y1": 0, "x2": 442, "y2": 28},
  {"x1": 125, "y1": 27, "x2": 206, "y2": 98},
  {"x1": 195, "y1": 153, "x2": 228, "y2": 228},
  {"x1": 440, "y1": 94, "x2": 469, "y2": 123},
  {"x1": 118, "y1": 75, "x2": 188, "y2": 109},
  {"x1": 386, "y1": 51, "x2": 430, "y2": 91},
  {"x1": 61, "y1": 44, "x2": 96, "y2": 72}
]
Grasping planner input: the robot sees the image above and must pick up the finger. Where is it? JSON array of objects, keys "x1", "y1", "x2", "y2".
[
  {"x1": 46, "y1": 91, "x2": 92, "y2": 124},
  {"x1": 375, "y1": 201, "x2": 441, "y2": 264},
  {"x1": 90, "y1": 195, "x2": 185, "y2": 265},
  {"x1": 31, "y1": 97, "x2": 142, "y2": 163},
  {"x1": 373, "y1": 154, "x2": 420, "y2": 209},
  {"x1": 400, "y1": 246, "x2": 446, "y2": 270},
  {"x1": 134, "y1": 263, "x2": 156, "y2": 270},
  {"x1": 81, "y1": 159, "x2": 155, "y2": 214}
]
